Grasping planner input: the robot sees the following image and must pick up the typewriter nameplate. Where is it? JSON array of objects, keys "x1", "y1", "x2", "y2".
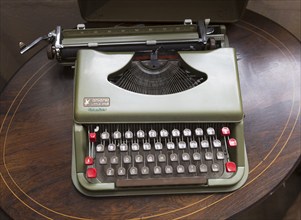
[{"x1": 83, "y1": 97, "x2": 110, "y2": 107}]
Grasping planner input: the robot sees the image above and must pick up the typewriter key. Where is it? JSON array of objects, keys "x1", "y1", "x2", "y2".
[
  {"x1": 110, "y1": 156, "x2": 119, "y2": 164},
  {"x1": 178, "y1": 141, "x2": 187, "y2": 149},
  {"x1": 213, "y1": 139, "x2": 221, "y2": 148},
  {"x1": 160, "y1": 129, "x2": 169, "y2": 137},
  {"x1": 149, "y1": 129, "x2": 157, "y2": 138},
  {"x1": 172, "y1": 129, "x2": 180, "y2": 137},
  {"x1": 167, "y1": 142, "x2": 175, "y2": 150},
  {"x1": 141, "y1": 166, "x2": 149, "y2": 175},
  {"x1": 137, "y1": 130, "x2": 145, "y2": 138},
  {"x1": 205, "y1": 152, "x2": 213, "y2": 160},
  {"x1": 183, "y1": 128, "x2": 192, "y2": 137},
  {"x1": 131, "y1": 143, "x2": 140, "y2": 151},
  {"x1": 165, "y1": 165, "x2": 173, "y2": 174},
  {"x1": 99, "y1": 156, "x2": 107, "y2": 165},
  {"x1": 120, "y1": 143, "x2": 128, "y2": 152},
  {"x1": 106, "y1": 168, "x2": 114, "y2": 176},
  {"x1": 96, "y1": 144, "x2": 105, "y2": 152},
  {"x1": 154, "y1": 166, "x2": 162, "y2": 175},
  {"x1": 188, "y1": 164, "x2": 197, "y2": 173},
  {"x1": 170, "y1": 153, "x2": 178, "y2": 162},
  {"x1": 211, "y1": 163, "x2": 220, "y2": 172},
  {"x1": 123, "y1": 155, "x2": 131, "y2": 164},
  {"x1": 84, "y1": 156, "x2": 94, "y2": 165},
  {"x1": 143, "y1": 142, "x2": 151, "y2": 151},
  {"x1": 182, "y1": 153, "x2": 190, "y2": 161},
  {"x1": 113, "y1": 131, "x2": 121, "y2": 139},
  {"x1": 125, "y1": 130, "x2": 133, "y2": 139},
  {"x1": 216, "y1": 151, "x2": 224, "y2": 160},
  {"x1": 147, "y1": 154, "x2": 155, "y2": 163},
  {"x1": 221, "y1": 127, "x2": 231, "y2": 136},
  {"x1": 177, "y1": 165, "x2": 185, "y2": 173},
  {"x1": 195, "y1": 128, "x2": 204, "y2": 136},
  {"x1": 118, "y1": 167, "x2": 126, "y2": 176},
  {"x1": 135, "y1": 155, "x2": 143, "y2": 163},
  {"x1": 130, "y1": 167, "x2": 138, "y2": 175},
  {"x1": 158, "y1": 154, "x2": 166, "y2": 162},
  {"x1": 201, "y1": 140, "x2": 209, "y2": 148},
  {"x1": 199, "y1": 164, "x2": 208, "y2": 173},
  {"x1": 193, "y1": 152, "x2": 201, "y2": 161},
  {"x1": 108, "y1": 143, "x2": 116, "y2": 152},
  {"x1": 189, "y1": 140, "x2": 198, "y2": 149},
  {"x1": 155, "y1": 142, "x2": 163, "y2": 150},
  {"x1": 207, "y1": 127, "x2": 215, "y2": 136},
  {"x1": 101, "y1": 131, "x2": 110, "y2": 140}
]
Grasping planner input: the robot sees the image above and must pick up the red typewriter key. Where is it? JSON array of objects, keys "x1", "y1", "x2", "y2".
[
  {"x1": 89, "y1": 132, "x2": 97, "y2": 142},
  {"x1": 86, "y1": 168, "x2": 97, "y2": 178},
  {"x1": 221, "y1": 127, "x2": 231, "y2": 136},
  {"x1": 228, "y1": 138, "x2": 237, "y2": 148},
  {"x1": 85, "y1": 156, "x2": 94, "y2": 165},
  {"x1": 225, "y1": 161, "x2": 237, "y2": 172}
]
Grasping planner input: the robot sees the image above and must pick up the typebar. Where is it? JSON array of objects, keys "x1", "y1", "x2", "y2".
[{"x1": 116, "y1": 177, "x2": 207, "y2": 187}]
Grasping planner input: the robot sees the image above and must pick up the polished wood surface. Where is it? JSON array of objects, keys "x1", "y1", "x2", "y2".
[{"x1": 0, "y1": 10, "x2": 300, "y2": 220}]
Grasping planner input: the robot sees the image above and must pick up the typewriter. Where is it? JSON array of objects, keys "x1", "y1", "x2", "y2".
[{"x1": 20, "y1": 0, "x2": 249, "y2": 196}]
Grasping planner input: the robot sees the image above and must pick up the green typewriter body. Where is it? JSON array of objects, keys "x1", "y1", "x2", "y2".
[{"x1": 20, "y1": 0, "x2": 249, "y2": 196}]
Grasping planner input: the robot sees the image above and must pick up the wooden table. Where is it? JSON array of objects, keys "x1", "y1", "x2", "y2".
[{"x1": 0, "y1": 10, "x2": 300, "y2": 220}]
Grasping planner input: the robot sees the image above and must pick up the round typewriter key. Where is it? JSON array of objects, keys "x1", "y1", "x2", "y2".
[
  {"x1": 228, "y1": 138, "x2": 237, "y2": 148},
  {"x1": 182, "y1": 153, "x2": 190, "y2": 161},
  {"x1": 158, "y1": 153, "x2": 166, "y2": 162},
  {"x1": 84, "y1": 156, "x2": 94, "y2": 165},
  {"x1": 160, "y1": 129, "x2": 169, "y2": 137},
  {"x1": 170, "y1": 153, "x2": 178, "y2": 162},
  {"x1": 177, "y1": 165, "x2": 185, "y2": 173},
  {"x1": 189, "y1": 140, "x2": 198, "y2": 149},
  {"x1": 213, "y1": 139, "x2": 221, "y2": 148},
  {"x1": 137, "y1": 130, "x2": 145, "y2": 138},
  {"x1": 110, "y1": 156, "x2": 119, "y2": 164},
  {"x1": 167, "y1": 142, "x2": 175, "y2": 150},
  {"x1": 154, "y1": 166, "x2": 162, "y2": 175},
  {"x1": 135, "y1": 154, "x2": 143, "y2": 163},
  {"x1": 165, "y1": 165, "x2": 173, "y2": 174},
  {"x1": 195, "y1": 128, "x2": 203, "y2": 136},
  {"x1": 221, "y1": 127, "x2": 231, "y2": 136},
  {"x1": 99, "y1": 156, "x2": 107, "y2": 164},
  {"x1": 183, "y1": 128, "x2": 192, "y2": 137},
  {"x1": 226, "y1": 161, "x2": 237, "y2": 172},
  {"x1": 106, "y1": 167, "x2": 114, "y2": 176},
  {"x1": 113, "y1": 131, "x2": 121, "y2": 139},
  {"x1": 178, "y1": 141, "x2": 187, "y2": 149},
  {"x1": 149, "y1": 129, "x2": 157, "y2": 138},
  {"x1": 172, "y1": 129, "x2": 180, "y2": 137},
  {"x1": 147, "y1": 154, "x2": 155, "y2": 163},
  {"x1": 216, "y1": 151, "x2": 225, "y2": 160},
  {"x1": 141, "y1": 166, "x2": 149, "y2": 175},
  {"x1": 211, "y1": 163, "x2": 220, "y2": 172},
  {"x1": 205, "y1": 152, "x2": 213, "y2": 160},
  {"x1": 155, "y1": 142, "x2": 163, "y2": 150},
  {"x1": 188, "y1": 164, "x2": 196, "y2": 173},
  {"x1": 89, "y1": 132, "x2": 97, "y2": 142},
  {"x1": 143, "y1": 142, "x2": 151, "y2": 151},
  {"x1": 108, "y1": 143, "x2": 116, "y2": 152},
  {"x1": 120, "y1": 143, "x2": 128, "y2": 152},
  {"x1": 86, "y1": 168, "x2": 97, "y2": 178},
  {"x1": 96, "y1": 144, "x2": 105, "y2": 152},
  {"x1": 101, "y1": 131, "x2": 110, "y2": 140},
  {"x1": 193, "y1": 152, "x2": 201, "y2": 161},
  {"x1": 118, "y1": 167, "x2": 126, "y2": 176},
  {"x1": 130, "y1": 167, "x2": 138, "y2": 175},
  {"x1": 207, "y1": 127, "x2": 215, "y2": 136},
  {"x1": 201, "y1": 140, "x2": 209, "y2": 148},
  {"x1": 199, "y1": 164, "x2": 208, "y2": 173},
  {"x1": 123, "y1": 155, "x2": 131, "y2": 164},
  {"x1": 131, "y1": 143, "x2": 140, "y2": 151},
  {"x1": 125, "y1": 130, "x2": 133, "y2": 139}
]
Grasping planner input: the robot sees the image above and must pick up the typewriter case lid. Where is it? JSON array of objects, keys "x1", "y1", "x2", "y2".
[{"x1": 78, "y1": 0, "x2": 248, "y2": 23}]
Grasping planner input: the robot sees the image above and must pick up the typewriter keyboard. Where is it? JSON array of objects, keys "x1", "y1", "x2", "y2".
[{"x1": 84, "y1": 123, "x2": 238, "y2": 187}]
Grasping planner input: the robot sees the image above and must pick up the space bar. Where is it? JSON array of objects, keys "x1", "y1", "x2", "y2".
[{"x1": 116, "y1": 177, "x2": 207, "y2": 187}]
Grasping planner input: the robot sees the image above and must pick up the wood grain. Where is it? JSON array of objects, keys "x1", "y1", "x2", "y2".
[{"x1": 0, "y1": 10, "x2": 300, "y2": 220}]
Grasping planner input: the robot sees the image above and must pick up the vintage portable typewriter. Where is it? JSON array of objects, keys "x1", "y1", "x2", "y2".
[{"x1": 20, "y1": 0, "x2": 249, "y2": 196}]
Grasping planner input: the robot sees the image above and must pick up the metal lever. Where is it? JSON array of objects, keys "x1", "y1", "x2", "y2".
[{"x1": 19, "y1": 30, "x2": 56, "y2": 54}]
